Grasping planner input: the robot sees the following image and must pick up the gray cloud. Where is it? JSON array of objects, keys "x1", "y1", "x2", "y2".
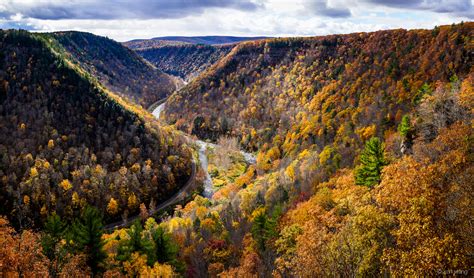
[
  {"x1": 305, "y1": 0, "x2": 352, "y2": 18},
  {"x1": 365, "y1": 0, "x2": 473, "y2": 18},
  {"x1": 0, "y1": 0, "x2": 260, "y2": 20}
]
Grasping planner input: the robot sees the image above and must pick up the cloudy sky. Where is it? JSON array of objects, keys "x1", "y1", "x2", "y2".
[{"x1": 0, "y1": 0, "x2": 472, "y2": 41}]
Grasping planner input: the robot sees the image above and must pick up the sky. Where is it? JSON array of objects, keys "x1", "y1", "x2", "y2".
[{"x1": 0, "y1": 0, "x2": 472, "y2": 42}]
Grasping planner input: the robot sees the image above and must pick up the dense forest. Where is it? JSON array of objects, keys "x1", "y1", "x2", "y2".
[
  {"x1": 125, "y1": 36, "x2": 270, "y2": 82},
  {"x1": 0, "y1": 23, "x2": 472, "y2": 277},
  {"x1": 129, "y1": 43, "x2": 233, "y2": 81},
  {"x1": 165, "y1": 23, "x2": 472, "y2": 153},
  {"x1": 50, "y1": 31, "x2": 177, "y2": 107},
  {"x1": 0, "y1": 30, "x2": 193, "y2": 229},
  {"x1": 147, "y1": 22, "x2": 471, "y2": 276}
]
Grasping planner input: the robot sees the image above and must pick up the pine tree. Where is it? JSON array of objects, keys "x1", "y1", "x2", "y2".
[
  {"x1": 354, "y1": 137, "x2": 388, "y2": 187},
  {"x1": 42, "y1": 213, "x2": 65, "y2": 254},
  {"x1": 251, "y1": 208, "x2": 278, "y2": 252},
  {"x1": 42, "y1": 213, "x2": 66, "y2": 277},
  {"x1": 149, "y1": 226, "x2": 181, "y2": 271},
  {"x1": 151, "y1": 226, "x2": 177, "y2": 263},
  {"x1": 397, "y1": 115, "x2": 412, "y2": 138},
  {"x1": 117, "y1": 220, "x2": 153, "y2": 262},
  {"x1": 398, "y1": 115, "x2": 413, "y2": 155},
  {"x1": 70, "y1": 206, "x2": 106, "y2": 275}
]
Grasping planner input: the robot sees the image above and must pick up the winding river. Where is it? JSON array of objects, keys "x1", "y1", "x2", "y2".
[{"x1": 152, "y1": 102, "x2": 255, "y2": 198}]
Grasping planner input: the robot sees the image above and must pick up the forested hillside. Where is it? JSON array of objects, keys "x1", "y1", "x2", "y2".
[
  {"x1": 165, "y1": 23, "x2": 472, "y2": 154},
  {"x1": 124, "y1": 39, "x2": 191, "y2": 50},
  {"x1": 129, "y1": 43, "x2": 233, "y2": 81},
  {"x1": 125, "y1": 36, "x2": 268, "y2": 48},
  {"x1": 139, "y1": 23, "x2": 471, "y2": 276},
  {"x1": 0, "y1": 30, "x2": 193, "y2": 229},
  {"x1": 51, "y1": 31, "x2": 176, "y2": 107},
  {"x1": 0, "y1": 23, "x2": 472, "y2": 277},
  {"x1": 125, "y1": 36, "x2": 270, "y2": 81}
]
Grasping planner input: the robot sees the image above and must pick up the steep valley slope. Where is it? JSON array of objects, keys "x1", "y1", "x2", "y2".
[
  {"x1": 0, "y1": 23, "x2": 472, "y2": 277},
  {"x1": 51, "y1": 31, "x2": 177, "y2": 108},
  {"x1": 164, "y1": 23, "x2": 472, "y2": 161},
  {"x1": 129, "y1": 43, "x2": 234, "y2": 81},
  {"x1": 0, "y1": 30, "x2": 193, "y2": 228},
  {"x1": 124, "y1": 36, "x2": 271, "y2": 82}
]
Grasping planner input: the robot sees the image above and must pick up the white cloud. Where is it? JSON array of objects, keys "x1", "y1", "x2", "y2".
[{"x1": 0, "y1": 0, "x2": 470, "y2": 41}]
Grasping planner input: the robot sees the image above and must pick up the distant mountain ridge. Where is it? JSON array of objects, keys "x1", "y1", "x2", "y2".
[
  {"x1": 131, "y1": 44, "x2": 234, "y2": 81},
  {"x1": 126, "y1": 35, "x2": 270, "y2": 47},
  {"x1": 124, "y1": 35, "x2": 270, "y2": 81}
]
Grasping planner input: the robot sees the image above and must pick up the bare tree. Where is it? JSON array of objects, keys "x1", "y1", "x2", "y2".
[
  {"x1": 417, "y1": 84, "x2": 467, "y2": 142},
  {"x1": 214, "y1": 136, "x2": 239, "y2": 170}
]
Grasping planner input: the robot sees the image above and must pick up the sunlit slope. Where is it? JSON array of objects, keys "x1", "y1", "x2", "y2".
[{"x1": 165, "y1": 23, "x2": 472, "y2": 157}]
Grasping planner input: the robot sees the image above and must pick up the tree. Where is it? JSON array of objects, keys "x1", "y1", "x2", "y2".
[
  {"x1": 106, "y1": 198, "x2": 119, "y2": 216},
  {"x1": 149, "y1": 226, "x2": 179, "y2": 269},
  {"x1": 70, "y1": 206, "x2": 106, "y2": 275},
  {"x1": 325, "y1": 205, "x2": 395, "y2": 277},
  {"x1": 417, "y1": 84, "x2": 467, "y2": 141},
  {"x1": 354, "y1": 137, "x2": 388, "y2": 187},
  {"x1": 251, "y1": 208, "x2": 278, "y2": 252},
  {"x1": 139, "y1": 203, "x2": 149, "y2": 221},
  {"x1": 59, "y1": 179, "x2": 72, "y2": 191},
  {"x1": 0, "y1": 217, "x2": 49, "y2": 277},
  {"x1": 141, "y1": 262, "x2": 175, "y2": 277},
  {"x1": 117, "y1": 220, "x2": 153, "y2": 263},
  {"x1": 41, "y1": 213, "x2": 66, "y2": 277},
  {"x1": 398, "y1": 115, "x2": 413, "y2": 155},
  {"x1": 397, "y1": 115, "x2": 411, "y2": 138},
  {"x1": 413, "y1": 82, "x2": 432, "y2": 105}
]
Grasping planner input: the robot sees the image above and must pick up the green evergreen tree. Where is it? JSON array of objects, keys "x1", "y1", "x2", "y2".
[
  {"x1": 251, "y1": 208, "x2": 278, "y2": 252},
  {"x1": 42, "y1": 213, "x2": 67, "y2": 277},
  {"x1": 413, "y1": 83, "x2": 432, "y2": 105},
  {"x1": 117, "y1": 220, "x2": 153, "y2": 262},
  {"x1": 149, "y1": 226, "x2": 182, "y2": 271},
  {"x1": 397, "y1": 115, "x2": 412, "y2": 138},
  {"x1": 398, "y1": 115, "x2": 414, "y2": 155},
  {"x1": 70, "y1": 206, "x2": 106, "y2": 275},
  {"x1": 42, "y1": 213, "x2": 65, "y2": 258},
  {"x1": 354, "y1": 137, "x2": 388, "y2": 187}
]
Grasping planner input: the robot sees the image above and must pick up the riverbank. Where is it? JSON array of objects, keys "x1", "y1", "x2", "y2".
[{"x1": 150, "y1": 100, "x2": 256, "y2": 200}]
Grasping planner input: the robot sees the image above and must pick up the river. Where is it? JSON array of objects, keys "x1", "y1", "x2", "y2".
[{"x1": 152, "y1": 102, "x2": 255, "y2": 198}]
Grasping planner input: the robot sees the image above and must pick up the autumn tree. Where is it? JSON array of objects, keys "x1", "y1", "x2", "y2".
[
  {"x1": 0, "y1": 217, "x2": 49, "y2": 276},
  {"x1": 107, "y1": 198, "x2": 119, "y2": 216},
  {"x1": 139, "y1": 203, "x2": 149, "y2": 222},
  {"x1": 378, "y1": 123, "x2": 473, "y2": 275},
  {"x1": 417, "y1": 84, "x2": 467, "y2": 141},
  {"x1": 325, "y1": 205, "x2": 395, "y2": 276}
]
